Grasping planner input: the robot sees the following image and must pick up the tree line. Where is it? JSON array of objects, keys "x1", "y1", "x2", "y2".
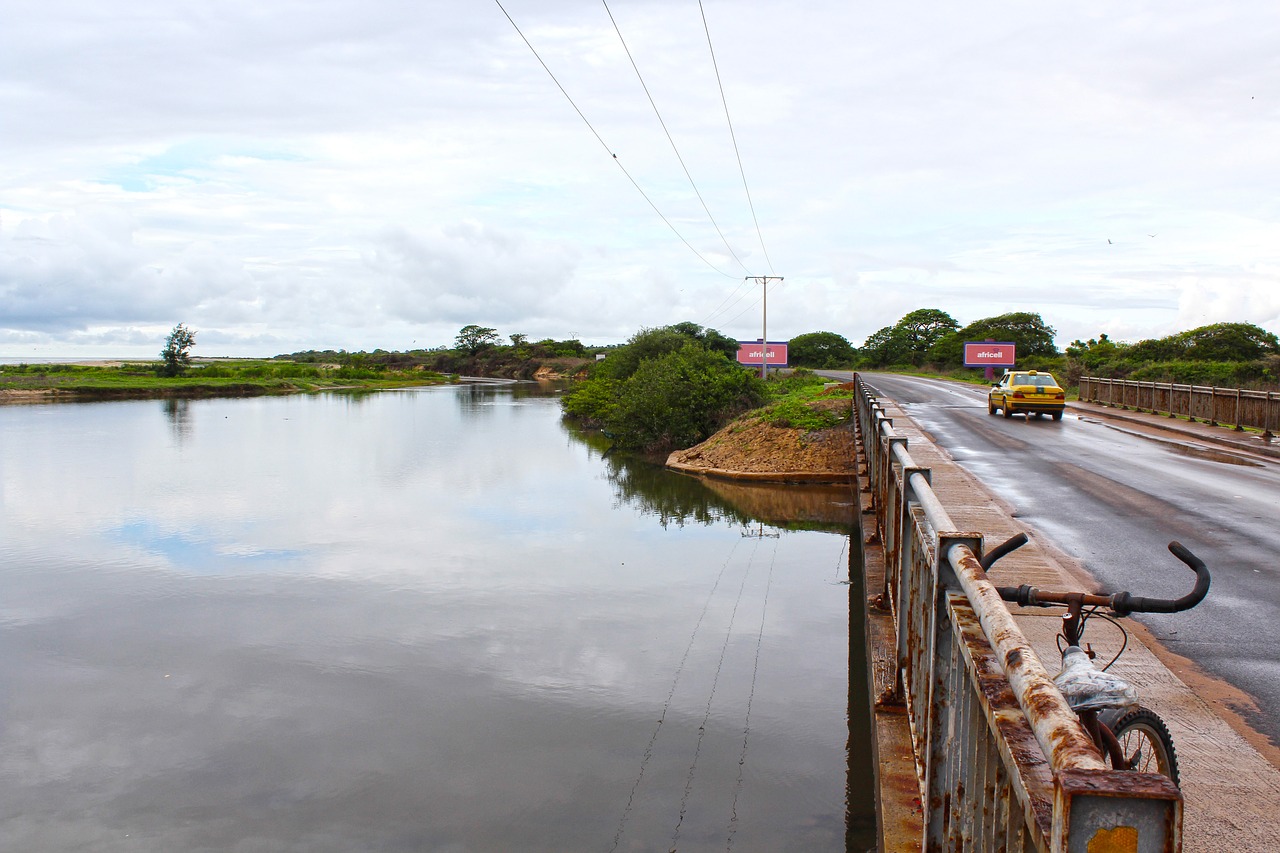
[{"x1": 788, "y1": 310, "x2": 1280, "y2": 388}]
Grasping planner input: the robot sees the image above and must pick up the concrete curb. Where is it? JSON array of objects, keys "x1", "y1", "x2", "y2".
[{"x1": 664, "y1": 455, "x2": 854, "y2": 484}]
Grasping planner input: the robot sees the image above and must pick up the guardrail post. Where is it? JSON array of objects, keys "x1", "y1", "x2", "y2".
[
  {"x1": 922, "y1": 532, "x2": 982, "y2": 848},
  {"x1": 893, "y1": 465, "x2": 931, "y2": 701},
  {"x1": 1052, "y1": 769, "x2": 1181, "y2": 853}
]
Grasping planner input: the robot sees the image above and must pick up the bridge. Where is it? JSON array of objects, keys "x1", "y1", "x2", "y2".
[{"x1": 850, "y1": 374, "x2": 1280, "y2": 852}]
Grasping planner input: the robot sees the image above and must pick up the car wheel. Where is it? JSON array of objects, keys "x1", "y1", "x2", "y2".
[
  {"x1": 988, "y1": 400, "x2": 998, "y2": 415},
  {"x1": 1002, "y1": 404, "x2": 1013, "y2": 419},
  {"x1": 1052, "y1": 411, "x2": 1063, "y2": 421}
]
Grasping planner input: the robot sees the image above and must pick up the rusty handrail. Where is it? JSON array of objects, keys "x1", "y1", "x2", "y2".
[{"x1": 854, "y1": 374, "x2": 1181, "y2": 852}]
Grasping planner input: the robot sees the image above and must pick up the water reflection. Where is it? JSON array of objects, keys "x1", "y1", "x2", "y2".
[
  {"x1": 602, "y1": 450, "x2": 756, "y2": 528},
  {"x1": 0, "y1": 386, "x2": 870, "y2": 851},
  {"x1": 846, "y1": 508, "x2": 879, "y2": 851},
  {"x1": 162, "y1": 397, "x2": 192, "y2": 444},
  {"x1": 564, "y1": 423, "x2": 856, "y2": 532}
]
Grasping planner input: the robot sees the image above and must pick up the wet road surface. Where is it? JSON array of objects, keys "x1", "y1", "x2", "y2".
[{"x1": 842, "y1": 371, "x2": 1280, "y2": 751}]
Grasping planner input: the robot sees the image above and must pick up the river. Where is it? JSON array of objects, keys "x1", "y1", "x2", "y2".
[{"x1": 0, "y1": 383, "x2": 874, "y2": 851}]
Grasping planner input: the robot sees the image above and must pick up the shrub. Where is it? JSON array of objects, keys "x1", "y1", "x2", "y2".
[{"x1": 606, "y1": 345, "x2": 766, "y2": 451}]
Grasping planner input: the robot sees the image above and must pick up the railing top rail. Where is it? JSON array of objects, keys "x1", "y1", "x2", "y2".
[{"x1": 945, "y1": 541, "x2": 1107, "y2": 773}]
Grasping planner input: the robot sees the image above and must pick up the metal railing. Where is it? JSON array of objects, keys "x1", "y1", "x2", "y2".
[
  {"x1": 1079, "y1": 377, "x2": 1279, "y2": 437},
  {"x1": 855, "y1": 375, "x2": 1183, "y2": 852}
]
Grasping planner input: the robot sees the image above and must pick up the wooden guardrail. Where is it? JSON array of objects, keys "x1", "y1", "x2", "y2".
[
  {"x1": 855, "y1": 374, "x2": 1183, "y2": 852},
  {"x1": 1079, "y1": 377, "x2": 1279, "y2": 437}
]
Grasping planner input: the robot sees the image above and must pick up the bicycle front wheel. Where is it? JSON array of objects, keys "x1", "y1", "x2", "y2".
[{"x1": 1110, "y1": 707, "x2": 1180, "y2": 786}]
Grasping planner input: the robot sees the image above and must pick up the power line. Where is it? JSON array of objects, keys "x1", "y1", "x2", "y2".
[
  {"x1": 698, "y1": 276, "x2": 756, "y2": 327},
  {"x1": 493, "y1": 0, "x2": 738, "y2": 279},
  {"x1": 602, "y1": 0, "x2": 753, "y2": 276},
  {"x1": 699, "y1": 0, "x2": 774, "y2": 274}
]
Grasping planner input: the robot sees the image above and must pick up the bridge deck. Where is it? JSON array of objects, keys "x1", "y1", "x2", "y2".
[{"x1": 865, "y1": 397, "x2": 1280, "y2": 852}]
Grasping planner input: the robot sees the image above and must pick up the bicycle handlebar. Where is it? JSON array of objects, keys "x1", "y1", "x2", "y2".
[
  {"x1": 1107, "y1": 541, "x2": 1210, "y2": 615},
  {"x1": 979, "y1": 532, "x2": 1028, "y2": 570},
  {"x1": 988, "y1": 538, "x2": 1210, "y2": 616}
]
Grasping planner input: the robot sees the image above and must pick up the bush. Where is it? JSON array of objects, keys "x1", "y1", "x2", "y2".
[
  {"x1": 561, "y1": 377, "x2": 620, "y2": 425},
  {"x1": 605, "y1": 345, "x2": 766, "y2": 451}
]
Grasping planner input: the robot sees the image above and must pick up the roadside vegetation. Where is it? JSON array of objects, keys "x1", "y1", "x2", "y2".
[
  {"x1": 561, "y1": 324, "x2": 854, "y2": 453},
  {"x1": 796, "y1": 310, "x2": 1280, "y2": 393},
  {"x1": 561, "y1": 324, "x2": 766, "y2": 452}
]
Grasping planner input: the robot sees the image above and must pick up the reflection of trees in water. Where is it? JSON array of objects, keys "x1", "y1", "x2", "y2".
[
  {"x1": 567, "y1": 423, "x2": 857, "y2": 532},
  {"x1": 330, "y1": 389, "x2": 376, "y2": 406},
  {"x1": 457, "y1": 383, "x2": 503, "y2": 418},
  {"x1": 454, "y1": 380, "x2": 565, "y2": 417},
  {"x1": 602, "y1": 449, "x2": 756, "y2": 529},
  {"x1": 162, "y1": 398, "x2": 192, "y2": 443}
]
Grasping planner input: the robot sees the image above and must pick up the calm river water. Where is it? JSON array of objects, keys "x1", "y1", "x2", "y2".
[{"x1": 0, "y1": 383, "x2": 874, "y2": 852}]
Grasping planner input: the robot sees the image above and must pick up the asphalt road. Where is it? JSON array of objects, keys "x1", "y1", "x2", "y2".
[{"x1": 830, "y1": 371, "x2": 1280, "y2": 750}]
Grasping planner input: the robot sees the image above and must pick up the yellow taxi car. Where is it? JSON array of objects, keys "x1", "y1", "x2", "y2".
[{"x1": 988, "y1": 370, "x2": 1066, "y2": 420}]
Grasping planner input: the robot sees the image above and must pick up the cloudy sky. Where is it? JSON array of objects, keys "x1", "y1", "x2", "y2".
[{"x1": 3, "y1": 1, "x2": 1279, "y2": 358}]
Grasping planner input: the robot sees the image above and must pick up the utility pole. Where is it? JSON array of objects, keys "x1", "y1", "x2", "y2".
[{"x1": 745, "y1": 276, "x2": 783, "y2": 380}]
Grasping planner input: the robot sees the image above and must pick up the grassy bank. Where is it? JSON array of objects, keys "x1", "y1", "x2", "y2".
[{"x1": 0, "y1": 359, "x2": 456, "y2": 401}]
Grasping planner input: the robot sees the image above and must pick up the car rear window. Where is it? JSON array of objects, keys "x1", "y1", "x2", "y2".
[{"x1": 1013, "y1": 374, "x2": 1058, "y2": 387}]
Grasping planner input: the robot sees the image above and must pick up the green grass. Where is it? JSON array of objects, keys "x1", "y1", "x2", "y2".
[
  {"x1": 753, "y1": 369, "x2": 854, "y2": 430},
  {"x1": 0, "y1": 359, "x2": 454, "y2": 399}
]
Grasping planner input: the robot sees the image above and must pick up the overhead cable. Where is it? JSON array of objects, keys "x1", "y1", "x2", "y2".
[
  {"x1": 698, "y1": 276, "x2": 756, "y2": 327},
  {"x1": 602, "y1": 0, "x2": 753, "y2": 276},
  {"x1": 494, "y1": 0, "x2": 738, "y2": 279},
  {"x1": 699, "y1": 0, "x2": 774, "y2": 274}
]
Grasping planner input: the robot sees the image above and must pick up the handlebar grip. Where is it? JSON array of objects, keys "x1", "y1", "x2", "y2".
[
  {"x1": 980, "y1": 532, "x2": 1029, "y2": 570},
  {"x1": 1110, "y1": 540, "x2": 1211, "y2": 615},
  {"x1": 995, "y1": 583, "x2": 1037, "y2": 606}
]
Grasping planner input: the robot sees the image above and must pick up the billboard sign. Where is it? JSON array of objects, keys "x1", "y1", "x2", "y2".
[
  {"x1": 963, "y1": 341, "x2": 1016, "y2": 368},
  {"x1": 736, "y1": 341, "x2": 789, "y2": 368}
]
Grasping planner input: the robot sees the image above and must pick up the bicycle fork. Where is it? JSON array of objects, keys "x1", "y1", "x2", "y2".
[{"x1": 1060, "y1": 598, "x2": 1129, "y2": 769}]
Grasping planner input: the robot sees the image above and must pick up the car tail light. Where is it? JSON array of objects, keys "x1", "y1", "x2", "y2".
[{"x1": 1012, "y1": 391, "x2": 1025, "y2": 399}]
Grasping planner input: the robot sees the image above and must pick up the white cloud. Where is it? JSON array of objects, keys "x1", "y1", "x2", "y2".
[{"x1": 3, "y1": 0, "x2": 1280, "y2": 356}]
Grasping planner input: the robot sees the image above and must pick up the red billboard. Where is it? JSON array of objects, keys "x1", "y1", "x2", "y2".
[
  {"x1": 736, "y1": 341, "x2": 789, "y2": 367},
  {"x1": 963, "y1": 341, "x2": 1016, "y2": 368}
]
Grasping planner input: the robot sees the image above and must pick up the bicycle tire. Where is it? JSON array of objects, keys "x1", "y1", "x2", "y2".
[{"x1": 1109, "y1": 706, "x2": 1180, "y2": 786}]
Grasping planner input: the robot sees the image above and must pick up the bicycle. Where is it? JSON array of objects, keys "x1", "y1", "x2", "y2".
[{"x1": 979, "y1": 534, "x2": 1211, "y2": 786}]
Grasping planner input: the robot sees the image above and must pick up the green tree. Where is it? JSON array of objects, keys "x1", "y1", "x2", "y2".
[
  {"x1": 593, "y1": 327, "x2": 692, "y2": 381},
  {"x1": 1066, "y1": 333, "x2": 1125, "y2": 369},
  {"x1": 158, "y1": 323, "x2": 196, "y2": 377},
  {"x1": 667, "y1": 321, "x2": 740, "y2": 360},
  {"x1": 896, "y1": 308, "x2": 959, "y2": 356},
  {"x1": 930, "y1": 312, "x2": 1058, "y2": 364},
  {"x1": 608, "y1": 344, "x2": 766, "y2": 451},
  {"x1": 562, "y1": 327, "x2": 767, "y2": 451},
  {"x1": 1122, "y1": 322, "x2": 1280, "y2": 371},
  {"x1": 455, "y1": 325, "x2": 499, "y2": 355},
  {"x1": 857, "y1": 325, "x2": 912, "y2": 367},
  {"x1": 789, "y1": 331, "x2": 855, "y2": 368},
  {"x1": 1180, "y1": 322, "x2": 1278, "y2": 361}
]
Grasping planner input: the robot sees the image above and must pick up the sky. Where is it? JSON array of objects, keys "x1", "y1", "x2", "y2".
[{"x1": 3, "y1": 0, "x2": 1279, "y2": 358}]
